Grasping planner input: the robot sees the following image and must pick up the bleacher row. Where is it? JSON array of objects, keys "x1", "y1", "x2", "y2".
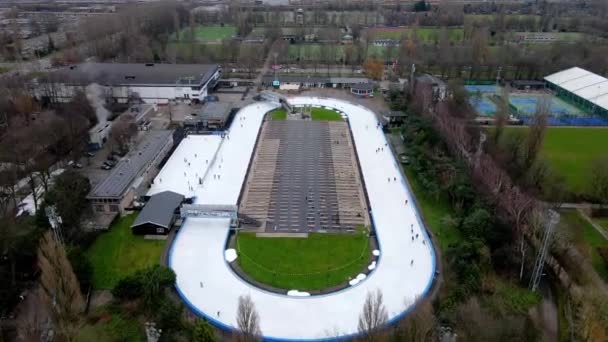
[{"x1": 240, "y1": 120, "x2": 368, "y2": 233}]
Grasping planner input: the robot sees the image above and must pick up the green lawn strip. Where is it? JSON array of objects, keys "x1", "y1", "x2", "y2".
[
  {"x1": 501, "y1": 127, "x2": 608, "y2": 195},
  {"x1": 311, "y1": 107, "x2": 343, "y2": 121},
  {"x1": 269, "y1": 108, "x2": 287, "y2": 120},
  {"x1": 559, "y1": 210, "x2": 608, "y2": 281},
  {"x1": 176, "y1": 25, "x2": 236, "y2": 41},
  {"x1": 236, "y1": 232, "x2": 370, "y2": 290},
  {"x1": 78, "y1": 312, "x2": 145, "y2": 342},
  {"x1": 86, "y1": 214, "x2": 165, "y2": 289},
  {"x1": 483, "y1": 277, "x2": 542, "y2": 316},
  {"x1": 594, "y1": 218, "x2": 608, "y2": 231},
  {"x1": 403, "y1": 166, "x2": 462, "y2": 251},
  {"x1": 368, "y1": 27, "x2": 463, "y2": 43}
]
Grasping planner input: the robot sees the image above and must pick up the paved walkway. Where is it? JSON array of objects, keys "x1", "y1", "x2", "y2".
[{"x1": 577, "y1": 208, "x2": 608, "y2": 241}]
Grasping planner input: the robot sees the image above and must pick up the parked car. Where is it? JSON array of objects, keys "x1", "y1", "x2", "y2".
[
  {"x1": 100, "y1": 164, "x2": 112, "y2": 170},
  {"x1": 86, "y1": 152, "x2": 96, "y2": 157}
]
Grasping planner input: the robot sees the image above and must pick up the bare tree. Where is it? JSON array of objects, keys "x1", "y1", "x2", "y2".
[
  {"x1": 110, "y1": 114, "x2": 137, "y2": 152},
  {"x1": 494, "y1": 86, "x2": 510, "y2": 144},
  {"x1": 236, "y1": 294, "x2": 261, "y2": 342},
  {"x1": 396, "y1": 300, "x2": 435, "y2": 342},
  {"x1": 358, "y1": 289, "x2": 388, "y2": 340},
  {"x1": 38, "y1": 231, "x2": 84, "y2": 342},
  {"x1": 525, "y1": 96, "x2": 549, "y2": 170}
]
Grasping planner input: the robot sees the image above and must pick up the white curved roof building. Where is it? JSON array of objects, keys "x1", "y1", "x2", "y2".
[{"x1": 545, "y1": 67, "x2": 608, "y2": 115}]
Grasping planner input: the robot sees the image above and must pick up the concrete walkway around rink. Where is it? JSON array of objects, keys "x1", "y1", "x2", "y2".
[{"x1": 166, "y1": 97, "x2": 436, "y2": 341}]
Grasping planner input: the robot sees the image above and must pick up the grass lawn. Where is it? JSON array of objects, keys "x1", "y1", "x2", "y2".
[
  {"x1": 269, "y1": 108, "x2": 287, "y2": 120},
  {"x1": 403, "y1": 166, "x2": 461, "y2": 251},
  {"x1": 236, "y1": 231, "x2": 370, "y2": 290},
  {"x1": 311, "y1": 107, "x2": 343, "y2": 121},
  {"x1": 366, "y1": 27, "x2": 464, "y2": 43},
  {"x1": 86, "y1": 214, "x2": 165, "y2": 289},
  {"x1": 559, "y1": 210, "x2": 608, "y2": 282},
  {"x1": 175, "y1": 25, "x2": 236, "y2": 41},
  {"x1": 78, "y1": 312, "x2": 145, "y2": 342},
  {"x1": 483, "y1": 276, "x2": 542, "y2": 316},
  {"x1": 503, "y1": 127, "x2": 608, "y2": 195},
  {"x1": 594, "y1": 218, "x2": 608, "y2": 231}
]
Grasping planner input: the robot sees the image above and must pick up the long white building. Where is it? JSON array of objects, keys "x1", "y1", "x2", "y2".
[
  {"x1": 545, "y1": 67, "x2": 608, "y2": 117},
  {"x1": 44, "y1": 63, "x2": 221, "y2": 104}
]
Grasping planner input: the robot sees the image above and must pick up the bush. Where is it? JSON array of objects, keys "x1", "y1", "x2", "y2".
[
  {"x1": 192, "y1": 319, "x2": 216, "y2": 342},
  {"x1": 112, "y1": 275, "x2": 143, "y2": 300},
  {"x1": 599, "y1": 247, "x2": 608, "y2": 265},
  {"x1": 156, "y1": 297, "x2": 183, "y2": 337},
  {"x1": 67, "y1": 246, "x2": 93, "y2": 293},
  {"x1": 111, "y1": 265, "x2": 176, "y2": 305}
]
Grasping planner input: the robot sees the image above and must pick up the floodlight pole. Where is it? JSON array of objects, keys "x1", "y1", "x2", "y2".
[{"x1": 529, "y1": 209, "x2": 559, "y2": 292}]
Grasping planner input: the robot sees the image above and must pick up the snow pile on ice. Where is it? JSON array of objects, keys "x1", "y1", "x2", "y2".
[
  {"x1": 224, "y1": 249, "x2": 237, "y2": 262},
  {"x1": 368, "y1": 261, "x2": 377, "y2": 271}
]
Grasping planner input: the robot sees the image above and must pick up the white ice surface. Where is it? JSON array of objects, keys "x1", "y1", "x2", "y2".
[
  {"x1": 168, "y1": 98, "x2": 435, "y2": 340},
  {"x1": 147, "y1": 134, "x2": 222, "y2": 197}
]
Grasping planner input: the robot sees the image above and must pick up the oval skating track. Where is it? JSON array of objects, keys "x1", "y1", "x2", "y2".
[{"x1": 163, "y1": 97, "x2": 436, "y2": 341}]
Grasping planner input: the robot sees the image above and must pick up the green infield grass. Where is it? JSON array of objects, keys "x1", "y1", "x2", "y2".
[
  {"x1": 311, "y1": 107, "x2": 343, "y2": 121},
  {"x1": 269, "y1": 108, "x2": 287, "y2": 120},
  {"x1": 236, "y1": 231, "x2": 370, "y2": 290}
]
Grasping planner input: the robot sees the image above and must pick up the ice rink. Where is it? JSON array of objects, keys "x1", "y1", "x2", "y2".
[{"x1": 167, "y1": 97, "x2": 436, "y2": 340}]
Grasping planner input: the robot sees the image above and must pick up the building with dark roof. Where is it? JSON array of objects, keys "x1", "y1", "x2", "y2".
[
  {"x1": 45, "y1": 63, "x2": 221, "y2": 104},
  {"x1": 184, "y1": 102, "x2": 234, "y2": 131},
  {"x1": 88, "y1": 130, "x2": 173, "y2": 215},
  {"x1": 381, "y1": 110, "x2": 407, "y2": 127},
  {"x1": 131, "y1": 191, "x2": 184, "y2": 235}
]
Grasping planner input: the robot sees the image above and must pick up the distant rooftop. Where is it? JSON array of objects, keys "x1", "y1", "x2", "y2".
[
  {"x1": 52, "y1": 63, "x2": 220, "y2": 87},
  {"x1": 351, "y1": 83, "x2": 374, "y2": 91},
  {"x1": 199, "y1": 102, "x2": 232, "y2": 121},
  {"x1": 88, "y1": 130, "x2": 173, "y2": 199}
]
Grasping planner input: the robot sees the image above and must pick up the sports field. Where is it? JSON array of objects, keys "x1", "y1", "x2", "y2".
[
  {"x1": 175, "y1": 25, "x2": 236, "y2": 41},
  {"x1": 504, "y1": 127, "x2": 608, "y2": 195},
  {"x1": 269, "y1": 108, "x2": 287, "y2": 120},
  {"x1": 366, "y1": 27, "x2": 464, "y2": 43},
  {"x1": 509, "y1": 94, "x2": 583, "y2": 116},
  {"x1": 236, "y1": 232, "x2": 371, "y2": 290}
]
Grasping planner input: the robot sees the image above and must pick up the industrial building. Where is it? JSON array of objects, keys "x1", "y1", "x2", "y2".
[
  {"x1": 88, "y1": 130, "x2": 173, "y2": 215},
  {"x1": 48, "y1": 63, "x2": 221, "y2": 104},
  {"x1": 545, "y1": 67, "x2": 608, "y2": 116}
]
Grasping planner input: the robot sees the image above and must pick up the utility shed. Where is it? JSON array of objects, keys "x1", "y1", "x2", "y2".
[{"x1": 131, "y1": 191, "x2": 184, "y2": 235}]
